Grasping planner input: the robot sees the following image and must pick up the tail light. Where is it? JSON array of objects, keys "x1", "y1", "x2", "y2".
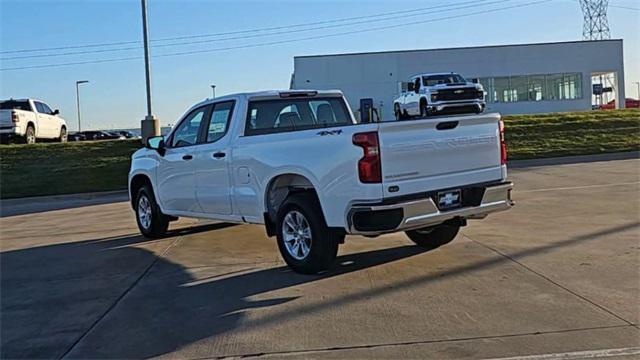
[
  {"x1": 499, "y1": 119, "x2": 507, "y2": 165},
  {"x1": 11, "y1": 111, "x2": 19, "y2": 123},
  {"x1": 353, "y1": 131, "x2": 381, "y2": 183}
]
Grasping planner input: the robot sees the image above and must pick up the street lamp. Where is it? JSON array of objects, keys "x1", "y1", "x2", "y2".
[
  {"x1": 140, "y1": 0, "x2": 160, "y2": 142},
  {"x1": 211, "y1": 84, "x2": 216, "y2": 98},
  {"x1": 75, "y1": 80, "x2": 89, "y2": 132}
]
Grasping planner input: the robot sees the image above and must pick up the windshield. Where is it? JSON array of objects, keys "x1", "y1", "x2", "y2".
[
  {"x1": 422, "y1": 74, "x2": 467, "y2": 86},
  {"x1": 0, "y1": 100, "x2": 32, "y2": 111}
]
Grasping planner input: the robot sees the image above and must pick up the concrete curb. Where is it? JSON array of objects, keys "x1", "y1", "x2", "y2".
[
  {"x1": 0, "y1": 190, "x2": 129, "y2": 218},
  {"x1": 509, "y1": 151, "x2": 639, "y2": 168}
]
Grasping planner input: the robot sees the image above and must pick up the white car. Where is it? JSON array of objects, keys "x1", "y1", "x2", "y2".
[
  {"x1": 129, "y1": 90, "x2": 513, "y2": 274},
  {"x1": 394, "y1": 73, "x2": 485, "y2": 119},
  {"x1": 0, "y1": 99, "x2": 68, "y2": 144}
]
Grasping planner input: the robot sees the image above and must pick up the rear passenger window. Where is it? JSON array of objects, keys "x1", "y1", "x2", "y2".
[
  {"x1": 206, "y1": 101, "x2": 234, "y2": 143},
  {"x1": 245, "y1": 97, "x2": 351, "y2": 136}
]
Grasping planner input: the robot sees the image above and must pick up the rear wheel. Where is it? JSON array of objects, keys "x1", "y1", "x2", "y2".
[
  {"x1": 405, "y1": 224, "x2": 460, "y2": 250},
  {"x1": 24, "y1": 125, "x2": 36, "y2": 144},
  {"x1": 276, "y1": 192, "x2": 342, "y2": 274},
  {"x1": 135, "y1": 185, "x2": 170, "y2": 238}
]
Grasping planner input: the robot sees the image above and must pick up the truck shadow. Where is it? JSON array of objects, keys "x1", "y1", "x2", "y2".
[{"x1": 1, "y1": 221, "x2": 637, "y2": 358}]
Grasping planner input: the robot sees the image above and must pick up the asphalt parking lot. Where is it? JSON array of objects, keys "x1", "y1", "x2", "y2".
[{"x1": 1, "y1": 158, "x2": 639, "y2": 359}]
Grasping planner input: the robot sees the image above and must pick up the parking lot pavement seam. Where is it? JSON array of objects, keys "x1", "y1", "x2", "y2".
[
  {"x1": 184, "y1": 324, "x2": 638, "y2": 360},
  {"x1": 58, "y1": 235, "x2": 183, "y2": 359},
  {"x1": 463, "y1": 235, "x2": 636, "y2": 327},
  {"x1": 516, "y1": 181, "x2": 640, "y2": 194}
]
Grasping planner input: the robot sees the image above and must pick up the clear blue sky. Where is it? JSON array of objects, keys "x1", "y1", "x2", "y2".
[{"x1": 1, "y1": 0, "x2": 638, "y2": 131}]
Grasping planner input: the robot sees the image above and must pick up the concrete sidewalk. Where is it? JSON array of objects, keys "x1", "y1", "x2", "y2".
[{"x1": 0, "y1": 190, "x2": 129, "y2": 217}]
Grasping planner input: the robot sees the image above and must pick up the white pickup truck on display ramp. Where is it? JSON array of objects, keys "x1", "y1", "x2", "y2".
[
  {"x1": 0, "y1": 99, "x2": 68, "y2": 144},
  {"x1": 394, "y1": 72, "x2": 486, "y2": 119},
  {"x1": 129, "y1": 90, "x2": 513, "y2": 274}
]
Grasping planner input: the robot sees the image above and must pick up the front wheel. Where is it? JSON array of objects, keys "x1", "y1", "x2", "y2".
[
  {"x1": 276, "y1": 192, "x2": 341, "y2": 274},
  {"x1": 420, "y1": 101, "x2": 430, "y2": 118},
  {"x1": 394, "y1": 104, "x2": 403, "y2": 120},
  {"x1": 405, "y1": 224, "x2": 460, "y2": 250},
  {"x1": 135, "y1": 185, "x2": 170, "y2": 238},
  {"x1": 58, "y1": 127, "x2": 68, "y2": 143}
]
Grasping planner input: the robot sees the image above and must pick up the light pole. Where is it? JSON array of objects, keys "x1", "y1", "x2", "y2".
[
  {"x1": 210, "y1": 85, "x2": 216, "y2": 98},
  {"x1": 75, "y1": 80, "x2": 89, "y2": 132},
  {"x1": 140, "y1": 0, "x2": 160, "y2": 142}
]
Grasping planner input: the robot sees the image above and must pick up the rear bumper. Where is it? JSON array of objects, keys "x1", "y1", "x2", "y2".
[
  {"x1": 0, "y1": 125, "x2": 23, "y2": 136},
  {"x1": 347, "y1": 181, "x2": 513, "y2": 235}
]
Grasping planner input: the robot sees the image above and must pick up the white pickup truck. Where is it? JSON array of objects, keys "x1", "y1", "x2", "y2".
[
  {"x1": 0, "y1": 99, "x2": 68, "y2": 144},
  {"x1": 129, "y1": 90, "x2": 513, "y2": 274},
  {"x1": 394, "y1": 72, "x2": 485, "y2": 119}
]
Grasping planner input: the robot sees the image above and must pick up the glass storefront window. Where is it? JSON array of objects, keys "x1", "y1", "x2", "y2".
[
  {"x1": 546, "y1": 74, "x2": 565, "y2": 100},
  {"x1": 476, "y1": 73, "x2": 581, "y2": 103},
  {"x1": 528, "y1": 75, "x2": 546, "y2": 101},
  {"x1": 493, "y1": 77, "x2": 511, "y2": 102},
  {"x1": 510, "y1": 76, "x2": 528, "y2": 102},
  {"x1": 563, "y1": 73, "x2": 582, "y2": 99}
]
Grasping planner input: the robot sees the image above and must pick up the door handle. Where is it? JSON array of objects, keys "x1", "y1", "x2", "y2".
[
  {"x1": 182, "y1": 154, "x2": 193, "y2": 160},
  {"x1": 213, "y1": 152, "x2": 226, "y2": 159}
]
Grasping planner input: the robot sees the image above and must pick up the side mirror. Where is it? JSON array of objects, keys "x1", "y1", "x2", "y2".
[
  {"x1": 52, "y1": 109, "x2": 60, "y2": 115},
  {"x1": 146, "y1": 136, "x2": 166, "y2": 156},
  {"x1": 407, "y1": 82, "x2": 415, "y2": 92}
]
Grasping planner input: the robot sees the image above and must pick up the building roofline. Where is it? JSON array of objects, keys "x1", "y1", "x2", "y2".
[{"x1": 294, "y1": 39, "x2": 623, "y2": 59}]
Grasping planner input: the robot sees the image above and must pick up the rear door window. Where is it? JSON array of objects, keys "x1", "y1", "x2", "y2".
[
  {"x1": 205, "y1": 101, "x2": 234, "y2": 143},
  {"x1": 245, "y1": 97, "x2": 351, "y2": 136}
]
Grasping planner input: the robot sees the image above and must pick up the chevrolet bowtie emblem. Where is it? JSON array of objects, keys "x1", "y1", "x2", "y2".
[{"x1": 439, "y1": 192, "x2": 460, "y2": 206}]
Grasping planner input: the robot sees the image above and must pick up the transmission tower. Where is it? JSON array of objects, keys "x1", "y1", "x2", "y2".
[{"x1": 579, "y1": 0, "x2": 611, "y2": 40}]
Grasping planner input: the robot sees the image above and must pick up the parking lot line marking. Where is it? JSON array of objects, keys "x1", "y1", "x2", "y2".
[
  {"x1": 208, "y1": 325, "x2": 637, "y2": 360},
  {"x1": 518, "y1": 181, "x2": 640, "y2": 194},
  {"x1": 483, "y1": 346, "x2": 640, "y2": 360}
]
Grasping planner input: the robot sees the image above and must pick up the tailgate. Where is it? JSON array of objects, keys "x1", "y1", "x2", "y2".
[
  {"x1": 378, "y1": 113, "x2": 504, "y2": 198},
  {"x1": 0, "y1": 110, "x2": 14, "y2": 128}
]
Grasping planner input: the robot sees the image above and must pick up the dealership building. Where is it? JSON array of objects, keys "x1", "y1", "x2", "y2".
[{"x1": 291, "y1": 39, "x2": 625, "y2": 120}]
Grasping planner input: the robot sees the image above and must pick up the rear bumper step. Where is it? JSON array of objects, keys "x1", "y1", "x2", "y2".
[{"x1": 348, "y1": 181, "x2": 513, "y2": 235}]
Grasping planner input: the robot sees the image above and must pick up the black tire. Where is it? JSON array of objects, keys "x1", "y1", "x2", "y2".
[
  {"x1": 135, "y1": 185, "x2": 170, "y2": 238},
  {"x1": 405, "y1": 224, "x2": 460, "y2": 250},
  {"x1": 24, "y1": 125, "x2": 36, "y2": 144},
  {"x1": 394, "y1": 104, "x2": 403, "y2": 120},
  {"x1": 276, "y1": 192, "x2": 341, "y2": 274},
  {"x1": 58, "y1": 127, "x2": 68, "y2": 143},
  {"x1": 420, "y1": 100, "x2": 429, "y2": 118}
]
